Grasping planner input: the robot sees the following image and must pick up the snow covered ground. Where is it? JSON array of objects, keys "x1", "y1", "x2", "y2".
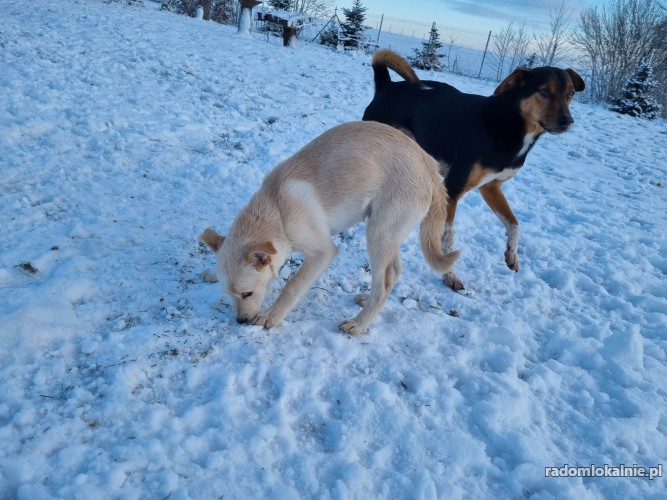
[{"x1": 1, "y1": 1, "x2": 666, "y2": 498}]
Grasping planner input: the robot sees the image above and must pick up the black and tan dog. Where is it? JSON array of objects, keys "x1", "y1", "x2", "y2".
[{"x1": 362, "y1": 49, "x2": 585, "y2": 290}]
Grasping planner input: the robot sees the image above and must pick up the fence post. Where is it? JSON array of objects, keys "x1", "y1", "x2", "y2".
[
  {"x1": 312, "y1": 8, "x2": 336, "y2": 42},
  {"x1": 375, "y1": 13, "x2": 383, "y2": 45},
  {"x1": 478, "y1": 30, "x2": 492, "y2": 78}
]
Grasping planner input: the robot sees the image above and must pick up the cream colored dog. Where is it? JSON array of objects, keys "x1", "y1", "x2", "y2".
[{"x1": 201, "y1": 121, "x2": 460, "y2": 335}]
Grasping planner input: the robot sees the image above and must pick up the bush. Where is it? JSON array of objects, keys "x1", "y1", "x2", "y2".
[{"x1": 319, "y1": 20, "x2": 340, "y2": 48}]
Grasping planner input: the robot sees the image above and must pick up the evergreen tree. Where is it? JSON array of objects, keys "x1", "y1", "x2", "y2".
[
  {"x1": 409, "y1": 25, "x2": 445, "y2": 71},
  {"x1": 523, "y1": 52, "x2": 537, "y2": 69},
  {"x1": 340, "y1": 0, "x2": 367, "y2": 48},
  {"x1": 268, "y1": 0, "x2": 292, "y2": 10},
  {"x1": 612, "y1": 58, "x2": 662, "y2": 120},
  {"x1": 319, "y1": 17, "x2": 341, "y2": 48}
]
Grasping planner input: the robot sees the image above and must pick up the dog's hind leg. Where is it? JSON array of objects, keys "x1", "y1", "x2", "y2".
[
  {"x1": 255, "y1": 240, "x2": 339, "y2": 329},
  {"x1": 340, "y1": 211, "x2": 412, "y2": 335},
  {"x1": 340, "y1": 254, "x2": 400, "y2": 336},
  {"x1": 441, "y1": 197, "x2": 466, "y2": 291},
  {"x1": 354, "y1": 256, "x2": 402, "y2": 308}
]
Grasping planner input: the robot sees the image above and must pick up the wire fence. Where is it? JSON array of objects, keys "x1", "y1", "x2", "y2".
[
  {"x1": 364, "y1": 14, "x2": 494, "y2": 79},
  {"x1": 252, "y1": 9, "x2": 498, "y2": 80}
]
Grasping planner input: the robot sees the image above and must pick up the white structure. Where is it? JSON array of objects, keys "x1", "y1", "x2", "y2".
[{"x1": 237, "y1": 0, "x2": 261, "y2": 36}]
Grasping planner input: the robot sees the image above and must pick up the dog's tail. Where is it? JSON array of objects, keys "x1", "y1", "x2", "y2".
[
  {"x1": 372, "y1": 49, "x2": 421, "y2": 92},
  {"x1": 420, "y1": 181, "x2": 460, "y2": 274}
]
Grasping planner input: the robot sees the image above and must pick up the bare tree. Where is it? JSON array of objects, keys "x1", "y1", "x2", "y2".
[
  {"x1": 508, "y1": 22, "x2": 530, "y2": 72},
  {"x1": 535, "y1": 0, "x2": 572, "y2": 67},
  {"x1": 492, "y1": 22, "x2": 516, "y2": 81},
  {"x1": 573, "y1": 0, "x2": 666, "y2": 102},
  {"x1": 446, "y1": 35, "x2": 458, "y2": 71},
  {"x1": 492, "y1": 22, "x2": 531, "y2": 81},
  {"x1": 291, "y1": 0, "x2": 334, "y2": 18}
]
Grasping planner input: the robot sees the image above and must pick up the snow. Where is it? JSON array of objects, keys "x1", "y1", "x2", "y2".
[{"x1": 1, "y1": 0, "x2": 666, "y2": 498}]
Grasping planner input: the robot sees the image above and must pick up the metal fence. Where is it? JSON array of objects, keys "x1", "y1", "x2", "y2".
[
  {"x1": 252, "y1": 9, "x2": 497, "y2": 80},
  {"x1": 364, "y1": 14, "x2": 493, "y2": 79}
]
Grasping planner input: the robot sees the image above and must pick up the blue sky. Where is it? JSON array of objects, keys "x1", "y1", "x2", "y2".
[{"x1": 338, "y1": 0, "x2": 604, "y2": 33}]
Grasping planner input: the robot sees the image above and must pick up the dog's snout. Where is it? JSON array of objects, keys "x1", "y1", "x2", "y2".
[
  {"x1": 236, "y1": 316, "x2": 249, "y2": 324},
  {"x1": 558, "y1": 114, "x2": 573, "y2": 127}
]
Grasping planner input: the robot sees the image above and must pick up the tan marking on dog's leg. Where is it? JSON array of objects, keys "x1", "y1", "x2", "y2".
[
  {"x1": 462, "y1": 164, "x2": 490, "y2": 193},
  {"x1": 479, "y1": 181, "x2": 520, "y2": 272},
  {"x1": 255, "y1": 242, "x2": 339, "y2": 328}
]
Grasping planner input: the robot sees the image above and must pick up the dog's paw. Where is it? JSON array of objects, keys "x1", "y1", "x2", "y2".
[
  {"x1": 338, "y1": 319, "x2": 367, "y2": 336},
  {"x1": 443, "y1": 272, "x2": 465, "y2": 292},
  {"x1": 354, "y1": 294, "x2": 369, "y2": 307},
  {"x1": 253, "y1": 312, "x2": 282, "y2": 329},
  {"x1": 505, "y1": 249, "x2": 520, "y2": 272}
]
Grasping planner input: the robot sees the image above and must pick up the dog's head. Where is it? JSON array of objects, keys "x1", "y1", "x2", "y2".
[
  {"x1": 494, "y1": 66, "x2": 585, "y2": 135},
  {"x1": 200, "y1": 227, "x2": 278, "y2": 324}
]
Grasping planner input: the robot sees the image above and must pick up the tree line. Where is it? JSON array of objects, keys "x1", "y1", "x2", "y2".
[{"x1": 490, "y1": 0, "x2": 665, "y2": 118}]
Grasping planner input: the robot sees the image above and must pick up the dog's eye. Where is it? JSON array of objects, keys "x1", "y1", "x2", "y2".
[
  {"x1": 539, "y1": 88, "x2": 552, "y2": 98},
  {"x1": 567, "y1": 90, "x2": 575, "y2": 99},
  {"x1": 241, "y1": 292, "x2": 253, "y2": 299}
]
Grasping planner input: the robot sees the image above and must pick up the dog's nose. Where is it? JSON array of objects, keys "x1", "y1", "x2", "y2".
[
  {"x1": 558, "y1": 115, "x2": 574, "y2": 128},
  {"x1": 236, "y1": 317, "x2": 248, "y2": 324}
]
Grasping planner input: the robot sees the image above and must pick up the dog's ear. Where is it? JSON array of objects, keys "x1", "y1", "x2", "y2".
[
  {"x1": 494, "y1": 68, "x2": 526, "y2": 96},
  {"x1": 247, "y1": 241, "x2": 277, "y2": 269},
  {"x1": 565, "y1": 68, "x2": 585, "y2": 92},
  {"x1": 200, "y1": 227, "x2": 225, "y2": 253}
]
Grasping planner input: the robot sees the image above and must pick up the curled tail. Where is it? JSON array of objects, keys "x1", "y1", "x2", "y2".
[
  {"x1": 372, "y1": 49, "x2": 421, "y2": 92},
  {"x1": 420, "y1": 181, "x2": 460, "y2": 273}
]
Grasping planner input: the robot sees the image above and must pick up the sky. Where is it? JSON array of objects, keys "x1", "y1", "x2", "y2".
[{"x1": 337, "y1": 0, "x2": 603, "y2": 34}]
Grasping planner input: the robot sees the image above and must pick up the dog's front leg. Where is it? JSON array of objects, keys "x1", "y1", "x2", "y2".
[
  {"x1": 479, "y1": 181, "x2": 520, "y2": 272},
  {"x1": 254, "y1": 243, "x2": 339, "y2": 329}
]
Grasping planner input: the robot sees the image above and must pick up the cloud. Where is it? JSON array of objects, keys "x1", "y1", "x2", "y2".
[{"x1": 440, "y1": 0, "x2": 590, "y2": 29}]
